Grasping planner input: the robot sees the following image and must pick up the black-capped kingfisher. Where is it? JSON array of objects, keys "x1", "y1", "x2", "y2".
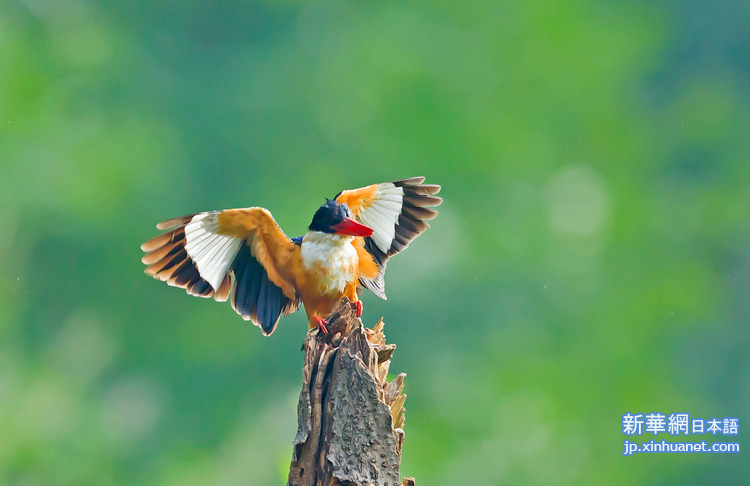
[{"x1": 140, "y1": 177, "x2": 442, "y2": 335}]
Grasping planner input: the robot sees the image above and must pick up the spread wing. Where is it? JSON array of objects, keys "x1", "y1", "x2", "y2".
[
  {"x1": 336, "y1": 177, "x2": 442, "y2": 299},
  {"x1": 140, "y1": 208, "x2": 300, "y2": 336}
]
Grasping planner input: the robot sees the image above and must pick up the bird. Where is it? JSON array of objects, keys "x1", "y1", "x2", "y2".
[{"x1": 140, "y1": 177, "x2": 442, "y2": 336}]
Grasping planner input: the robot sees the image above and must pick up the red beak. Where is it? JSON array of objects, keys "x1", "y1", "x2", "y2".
[{"x1": 332, "y1": 217, "x2": 374, "y2": 237}]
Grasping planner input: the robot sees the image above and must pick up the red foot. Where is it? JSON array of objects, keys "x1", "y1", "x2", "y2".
[
  {"x1": 313, "y1": 315, "x2": 329, "y2": 334},
  {"x1": 355, "y1": 300, "x2": 363, "y2": 317}
]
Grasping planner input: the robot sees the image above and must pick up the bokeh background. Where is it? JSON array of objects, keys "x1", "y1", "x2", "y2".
[{"x1": 1, "y1": 0, "x2": 748, "y2": 484}]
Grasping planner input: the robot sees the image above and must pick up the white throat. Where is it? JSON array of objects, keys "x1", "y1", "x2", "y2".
[{"x1": 300, "y1": 231, "x2": 358, "y2": 295}]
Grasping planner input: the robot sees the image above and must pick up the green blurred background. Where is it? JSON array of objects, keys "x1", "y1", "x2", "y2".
[{"x1": 1, "y1": 0, "x2": 748, "y2": 484}]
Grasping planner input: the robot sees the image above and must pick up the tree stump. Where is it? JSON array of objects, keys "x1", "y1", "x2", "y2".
[{"x1": 287, "y1": 298, "x2": 415, "y2": 486}]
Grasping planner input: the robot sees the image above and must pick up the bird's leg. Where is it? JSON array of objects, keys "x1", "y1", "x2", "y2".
[
  {"x1": 355, "y1": 300, "x2": 363, "y2": 317},
  {"x1": 313, "y1": 315, "x2": 329, "y2": 334}
]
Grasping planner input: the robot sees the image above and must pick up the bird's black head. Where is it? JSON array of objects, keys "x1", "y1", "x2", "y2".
[
  {"x1": 309, "y1": 199, "x2": 373, "y2": 237},
  {"x1": 309, "y1": 199, "x2": 351, "y2": 233}
]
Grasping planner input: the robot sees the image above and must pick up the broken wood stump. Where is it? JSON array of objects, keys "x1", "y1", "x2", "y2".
[{"x1": 287, "y1": 298, "x2": 415, "y2": 486}]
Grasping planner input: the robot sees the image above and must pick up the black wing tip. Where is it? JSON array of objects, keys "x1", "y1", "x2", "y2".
[
  {"x1": 393, "y1": 178, "x2": 442, "y2": 201},
  {"x1": 141, "y1": 224, "x2": 221, "y2": 300},
  {"x1": 237, "y1": 312, "x2": 280, "y2": 336},
  {"x1": 392, "y1": 176, "x2": 440, "y2": 187},
  {"x1": 392, "y1": 176, "x2": 426, "y2": 185},
  {"x1": 261, "y1": 321, "x2": 280, "y2": 336}
]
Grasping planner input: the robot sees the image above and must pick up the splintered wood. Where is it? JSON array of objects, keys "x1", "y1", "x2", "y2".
[{"x1": 287, "y1": 299, "x2": 414, "y2": 486}]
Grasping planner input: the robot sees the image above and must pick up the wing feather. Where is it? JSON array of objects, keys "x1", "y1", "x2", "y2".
[
  {"x1": 156, "y1": 215, "x2": 194, "y2": 230},
  {"x1": 153, "y1": 248, "x2": 188, "y2": 279},
  {"x1": 335, "y1": 177, "x2": 442, "y2": 299},
  {"x1": 141, "y1": 232, "x2": 177, "y2": 252},
  {"x1": 140, "y1": 207, "x2": 301, "y2": 335}
]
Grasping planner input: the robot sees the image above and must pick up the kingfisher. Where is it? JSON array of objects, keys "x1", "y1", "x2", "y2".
[{"x1": 140, "y1": 177, "x2": 442, "y2": 335}]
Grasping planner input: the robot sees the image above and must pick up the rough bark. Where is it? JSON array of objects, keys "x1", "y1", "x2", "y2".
[{"x1": 287, "y1": 298, "x2": 414, "y2": 486}]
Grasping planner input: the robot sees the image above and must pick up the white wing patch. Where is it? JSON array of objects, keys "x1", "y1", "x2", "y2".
[
  {"x1": 357, "y1": 183, "x2": 404, "y2": 253},
  {"x1": 184, "y1": 212, "x2": 242, "y2": 291}
]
